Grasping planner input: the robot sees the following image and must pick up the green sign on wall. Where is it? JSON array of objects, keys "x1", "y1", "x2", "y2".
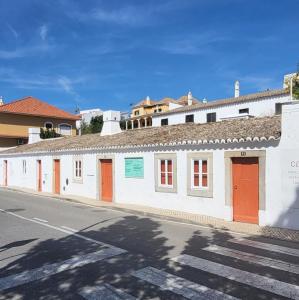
[{"x1": 125, "y1": 158, "x2": 144, "y2": 178}]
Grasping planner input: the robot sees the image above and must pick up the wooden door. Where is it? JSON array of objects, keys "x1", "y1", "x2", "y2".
[
  {"x1": 100, "y1": 159, "x2": 113, "y2": 202},
  {"x1": 3, "y1": 160, "x2": 7, "y2": 186},
  {"x1": 232, "y1": 157, "x2": 259, "y2": 224},
  {"x1": 37, "y1": 160, "x2": 42, "y2": 192},
  {"x1": 53, "y1": 159, "x2": 60, "y2": 194}
]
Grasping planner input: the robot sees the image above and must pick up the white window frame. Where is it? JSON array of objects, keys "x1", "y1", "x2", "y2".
[
  {"x1": 44, "y1": 121, "x2": 54, "y2": 130},
  {"x1": 154, "y1": 153, "x2": 177, "y2": 193},
  {"x1": 191, "y1": 159, "x2": 209, "y2": 190},
  {"x1": 73, "y1": 157, "x2": 83, "y2": 183},
  {"x1": 159, "y1": 159, "x2": 173, "y2": 188},
  {"x1": 187, "y1": 152, "x2": 213, "y2": 198},
  {"x1": 22, "y1": 160, "x2": 27, "y2": 175},
  {"x1": 59, "y1": 123, "x2": 72, "y2": 136}
]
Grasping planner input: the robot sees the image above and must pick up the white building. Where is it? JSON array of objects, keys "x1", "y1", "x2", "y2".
[
  {"x1": 0, "y1": 102, "x2": 299, "y2": 231},
  {"x1": 152, "y1": 88, "x2": 290, "y2": 127},
  {"x1": 76, "y1": 108, "x2": 103, "y2": 129}
]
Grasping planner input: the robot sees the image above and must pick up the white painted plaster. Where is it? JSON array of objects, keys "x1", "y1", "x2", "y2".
[{"x1": 152, "y1": 95, "x2": 290, "y2": 127}]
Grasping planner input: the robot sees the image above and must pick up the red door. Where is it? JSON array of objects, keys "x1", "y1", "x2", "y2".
[
  {"x1": 232, "y1": 157, "x2": 259, "y2": 224},
  {"x1": 53, "y1": 159, "x2": 60, "y2": 194},
  {"x1": 3, "y1": 160, "x2": 7, "y2": 186},
  {"x1": 37, "y1": 160, "x2": 42, "y2": 192},
  {"x1": 101, "y1": 159, "x2": 113, "y2": 202}
]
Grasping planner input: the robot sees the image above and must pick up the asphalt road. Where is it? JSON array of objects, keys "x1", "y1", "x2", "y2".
[{"x1": 0, "y1": 188, "x2": 299, "y2": 300}]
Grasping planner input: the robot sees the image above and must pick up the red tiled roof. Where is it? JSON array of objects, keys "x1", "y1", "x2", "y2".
[{"x1": 0, "y1": 96, "x2": 80, "y2": 120}]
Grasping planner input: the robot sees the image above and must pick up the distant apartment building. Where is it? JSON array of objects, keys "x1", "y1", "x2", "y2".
[{"x1": 0, "y1": 96, "x2": 80, "y2": 150}]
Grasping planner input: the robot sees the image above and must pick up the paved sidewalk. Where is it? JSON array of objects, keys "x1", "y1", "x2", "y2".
[{"x1": 3, "y1": 186, "x2": 299, "y2": 243}]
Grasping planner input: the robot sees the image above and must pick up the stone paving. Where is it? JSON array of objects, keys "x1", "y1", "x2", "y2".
[{"x1": 4, "y1": 186, "x2": 299, "y2": 243}]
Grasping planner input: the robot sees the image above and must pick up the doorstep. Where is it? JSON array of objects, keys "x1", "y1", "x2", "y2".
[{"x1": 2, "y1": 186, "x2": 299, "y2": 243}]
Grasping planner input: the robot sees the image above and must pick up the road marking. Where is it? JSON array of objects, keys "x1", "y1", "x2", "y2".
[
  {"x1": 132, "y1": 267, "x2": 239, "y2": 300},
  {"x1": 172, "y1": 254, "x2": 299, "y2": 300},
  {"x1": 0, "y1": 188, "x2": 247, "y2": 236},
  {"x1": 204, "y1": 245, "x2": 299, "y2": 274},
  {"x1": 79, "y1": 284, "x2": 136, "y2": 300},
  {"x1": 61, "y1": 226, "x2": 78, "y2": 232},
  {"x1": 0, "y1": 208, "x2": 126, "y2": 253},
  {"x1": 0, "y1": 247, "x2": 126, "y2": 291},
  {"x1": 229, "y1": 238, "x2": 299, "y2": 257},
  {"x1": 33, "y1": 217, "x2": 48, "y2": 223}
]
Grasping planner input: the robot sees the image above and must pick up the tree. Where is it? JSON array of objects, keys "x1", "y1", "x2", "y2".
[
  {"x1": 120, "y1": 119, "x2": 126, "y2": 130},
  {"x1": 40, "y1": 128, "x2": 61, "y2": 139},
  {"x1": 284, "y1": 73, "x2": 299, "y2": 100},
  {"x1": 89, "y1": 115, "x2": 103, "y2": 133},
  {"x1": 80, "y1": 120, "x2": 91, "y2": 135},
  {"x1": 293, "y1": 73, "x2": 299, "y2": 100},
  {"x1": 80, "y1": 116, "x2": 104, "y2": 135}
]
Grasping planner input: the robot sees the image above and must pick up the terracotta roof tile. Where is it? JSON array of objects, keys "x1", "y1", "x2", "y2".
[
  {"x1": 0, "y1": 96, "x2": 80, "y2": 120},
  {"x1": 1, "y1": 116, "x2": 281, "y2": 155}
]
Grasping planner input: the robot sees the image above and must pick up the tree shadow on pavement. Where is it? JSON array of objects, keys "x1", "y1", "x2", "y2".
[{"x1": 0, "y1": 215, "x2": 179, "y2": 299}]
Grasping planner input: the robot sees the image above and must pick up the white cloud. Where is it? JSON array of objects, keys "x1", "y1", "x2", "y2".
[
  {"x1": 0, "y1": 43, "x2": 54, "y2": 59},
  {"x1": 69, "y1": 1, "x2": 193, "y2": 26},
  {"x1": 57, "y1": 76, "x2": 83, "y2": 102},
  {"x1": 157, "y1": 32, "x2": 230, "y2": 55},
  {"x1": 6, "y1": 23, "x2": 18, "y2": 39},
  {"x1": 39, "y1": 25, "x2": 48, "y2": 41}
]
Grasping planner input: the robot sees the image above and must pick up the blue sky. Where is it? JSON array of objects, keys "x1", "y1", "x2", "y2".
[{"x1": 0, "y1": 0, "x2": 298, "y2": 113}]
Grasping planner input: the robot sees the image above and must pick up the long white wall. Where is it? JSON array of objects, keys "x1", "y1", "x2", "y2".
[
  {"x1": 152, "y1": 94, "x2": 290, "y2": 126},
  {"x1": 0, "y1": 141, "x2": 293, "y2": 229}
]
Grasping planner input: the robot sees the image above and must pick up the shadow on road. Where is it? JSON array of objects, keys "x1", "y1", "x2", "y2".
[{"x1": 0, "y1": 214, "x2": 293, "y2": 299}]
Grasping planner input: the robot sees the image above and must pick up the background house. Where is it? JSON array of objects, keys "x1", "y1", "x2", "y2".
[
  {"x1": 127, "y1": 92, "x2": 200, "y2": 129},
  {"x1": 0, "y1": 96, "x2": 80, "y2": 150}
]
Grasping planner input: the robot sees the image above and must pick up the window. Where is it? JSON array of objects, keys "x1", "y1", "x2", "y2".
[
  {"x1": 160, "y1": 159, "x2": 173, "y2": 186},
  {"x1": 239, "y1": 108, "x2": 249, "y2": 114},
  {"x1": 192, "y1": 159, "x2": 208, "y2": 189},
  {"x1": 59, "y1": 124, "x2": 72, "y2": 136},
  {"x1": 134, "y1": 110, "x2": 140, "y2": 116},
  {"x1": 155, "y1": 153, "x2": 177, "y2": 193},
  {"x1": 158, "y1": 109, "x2": 162, "y2": 112},
  {"x1": 17, "y1": 138, "x2": 26, "y2": 145},
  {"x1": 44, "y1": 122, "x2": 53, "y2": 129},
  {"x1": 22, "y1": 160, "x2": 27, "y2": 175},
  {"x1": 73, "y1": 158, "x2": 83, "y2": 182},
  {"x1": 275, "y1": 103, "x2": 283, "y2": 115},
  {"x1": 206, "y1": 112, "x2": 216, "y2": 123},
  {"x1": 161, "y1": 118, "x2": 168, "y2": 126},
  {"x1": 185, "y1": 114, "x2": 194, "y2": 123},
  {"x1": 187, "y1": 153, "x2": 213, "y2": 197}
]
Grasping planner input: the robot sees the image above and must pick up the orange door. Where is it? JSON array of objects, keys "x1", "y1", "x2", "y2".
[
  {"x1": 3, "y1": 160, "x2": 7, "y2": 186},
  {"x1": 100, "y1": 159, "x2": 113, "y2": 202},
  {"x1": 37, "y1": 160, "x2": 42, "y2": 192},
  {"x1": 232, "y1": 157, "x2": 259, "y2": 224},
  {"x1": 53, "y1": 159, "x2": 60, "y2": 194}
]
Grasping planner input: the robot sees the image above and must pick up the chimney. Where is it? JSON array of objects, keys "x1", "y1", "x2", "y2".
[
  {"x1": 28, "y1": 128, "x2": 41, "y2": 144},
  {"x1": 101, "y1": 110, "x2": 122, "y2": 136},
  {"x1": 187, "y1": 91, "x2": 193, "y2": 105},
  {"x1": 0, "y1": 96, "x2": 3, "y2": 106},
  {"x1": 234, "y1": 80, "x2": 240, "y2": 98},
  {"x1": 146, "y1": 96, "x2": 151, "y2": 105}
]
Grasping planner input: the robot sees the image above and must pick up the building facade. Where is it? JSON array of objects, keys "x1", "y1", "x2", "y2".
[
  {"x1": 152, "y1": 89, "x2": 290, "y2": 127},
  {"x1": 0, "y1": 96, "x2": 80, "y2": 150},
  {"x1": 127, "y1": 92, "x2": 199, "y2": 130},
  {"x1": 0, "y1": 102, "x2": 299, "y2": 230}
]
